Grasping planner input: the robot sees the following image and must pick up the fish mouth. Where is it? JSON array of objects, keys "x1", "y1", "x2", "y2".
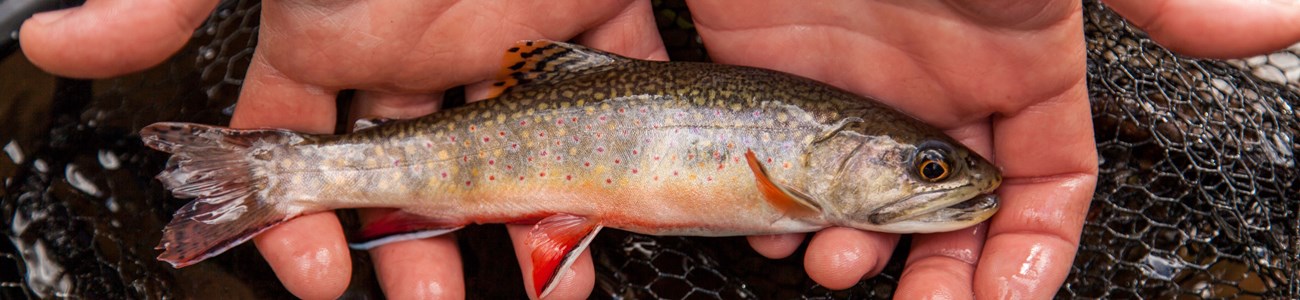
[{"x1": 864, "y1": 189, "x2": 1000, "y2": 234}]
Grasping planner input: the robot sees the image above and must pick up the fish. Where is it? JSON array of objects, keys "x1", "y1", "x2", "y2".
[{"x1": 139, "y1": 40, "x2": 1001, "y2": 297}]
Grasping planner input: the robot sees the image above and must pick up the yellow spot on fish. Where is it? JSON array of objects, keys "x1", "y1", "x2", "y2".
[{"x1": 437, "y1": 150, "x2": 450, "y2": 160}]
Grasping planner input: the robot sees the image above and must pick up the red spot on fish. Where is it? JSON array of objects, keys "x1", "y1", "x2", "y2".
[
  {"x1": 489, "y1": 175, "x2": 495, "y2": 181},
  {"x1": 571, "y1": 117, "x2": 577, "y2": 122},
  {"x1": 463, "y1": 156, "x2": 469, "y2": 162},
  {"x1": 767, "y1": 158, "x2": 773, "y2": 164},
  {"x1": 483, "y1": 137, "x2": 491, "y2": 142},
  {"x1": 520, "y1": 121, "x2": 527, "y2": 126},
  {"x1": 540, "y1": 150, "x2": 548, "y2": 156},
  {"x1": 632, "y1": 150, "x2": 639, "y2": 155},
  {"x1": 783, "y1": 162, "x2": 792, "y2": 169},
  {"x1": 489, "y1": 160, "x2": 495, "y2": 165},
  {"x1": 566, "y1": 175, "x2": 572, "y2": 181},
  {"x1": 707, "y1": 176, "x2": 713, "y2": 181},
  {"x1": 599, "y1": 116, "x2": 607, "y2": 121},
  {"x1": 528, "y1": 157, "x2": 534, "y2": 162},
  {"x1": 632, "y1": 169, "x2": 638, "y2": 174},
  {"x1": 734, "y1": 157, "x2": 741, "y2": 163},
  {"x1": 584, "y1": 162, "x2": 591, "y2": 167},
  {"x1": 555, "y1": 141, "x2": 562, "y2": 146},
  {"x1": 466, "y1": 181, "x2": 472, "y2": 186},
  {"x1": 618, "y1": 108, "x2": 626, "y2": 114},
  {"x1": 606, "y1": 178, "x2": 612, "y2": 184},
  {"x1": 441, "y1": 172, "x2": 448, "y2": 178},
  {"x1": 556, "y1": 156, "x2": 562, "y2": 161},
  {"x1": 753, "y1": 111, "x2": 762, "y2": 117},
  {"x1": 499, "y1": 131, "x2": 506, "y2": 136},
  {"x1": 654, "y1": 156, "x2": 660, "y2": 161},
  {"x1": 425, "y1": 142, "x2": 434, "y2": 148},
  {"x1": 469, "y1": 125, "x2": 476, "y2": 132},
  {"x1": 557, "y1": 119, "x2": 564, "y2": 125},
  {"x1": 586, "y1": 125, "x2": 592, "y2": 130},
  {"x1": 538, "y1": 132, "x2": 546, "y2": 137},
  {"x1": 717, "y1": 163, "x2": 725, "y2": 170},
  {"x1": 687, "y1": 154, "x2": 694, "y2": 160},
  {"x1": 673, "y1": 171, "x2": 679, "y2": 176},
  {"x1": 653, "y1": 176, "x2": 659, "y2": 181},
  {"x1": 511, "y1": 143, "x2": 519, "y2": 149},
  {"x1": 572, "y1": 136, "x2": 580, "y2": 142},
  {"x1": 539, "y1": 172, "x2": 546, "y2": 177},
  {"x1": 519, "y1": 176, "x2": 525, "y2": 181},
  {"x1": 450, "y1": 136, "x2": 457, "y2": 142},
  {"x1": 596, "y1": 133, "x2": 603, "y2": 139},
  {"x1": 507, "y1": 165, "x2": 514, "y2": 170},
  {"x1": 596, "y1": 147, "x2": 604, "y2": 153},
  {"x1": 639, "y1": 108, "x2": 647, "y2": 114},
  {"x1": 614, "y1": 159, "x2": 621, "y2": 164}
]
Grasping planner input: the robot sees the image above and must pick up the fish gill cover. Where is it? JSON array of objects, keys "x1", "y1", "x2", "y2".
[{"x1": 0, "y1": 0, "x2": 1296, "y2": 299}]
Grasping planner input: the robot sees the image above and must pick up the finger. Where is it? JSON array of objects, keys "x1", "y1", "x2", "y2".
[
  {"x1": 1103, "y1": 0, "x2": 1300, "y2": 58},
  {"x1": 19, "y1": 0, "x2": 219, "y2": 78},
  {"x1": 896, "y1": 121, "x2": 994, "y2": 299},
  {"x1": 746, "y1": 233, "x2": 806, "y2": 259},
  {"x1": 349, "y1": 90, "x2": 459, "y2": 298},
  {"x1": 360, "y1": 209, "x2": 466, "y2": 299},
  {"x1": 804, "y1": 228, "x2": 898, "y2": 290},
  {"x1": 234, "y1": 56, "x2": 351, "y2": 300},
  {"x1": 976, "y1": 83, "x2": 1096, "y2": 299},
  {"x1": 508, "y1": 224, "x2": 595, "y2": 300},
  {"x1": 573, "y1": 0, "x2": 669, "y2": 62},
  {"x1": 895, "y1": 225, "x2": 988, "y2": 300}
]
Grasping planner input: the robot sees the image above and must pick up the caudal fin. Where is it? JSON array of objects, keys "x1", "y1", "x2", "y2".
[{"x1": 140, "y1": 122, "x2": 303, "y2": 268}]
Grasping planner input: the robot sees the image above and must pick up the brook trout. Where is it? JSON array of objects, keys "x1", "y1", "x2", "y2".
[{"x1": 141, "y1": 40, "x2": 1001, "y2": 297}]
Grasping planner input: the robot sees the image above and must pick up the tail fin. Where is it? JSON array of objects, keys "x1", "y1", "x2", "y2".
[{"x1": 140, "y1": 122, "x2": 304, "y2": 268}]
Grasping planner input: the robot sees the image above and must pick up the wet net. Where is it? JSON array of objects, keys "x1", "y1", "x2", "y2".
[{"x1": 1, "y1": 0, "x2": 1296, "y2": 299}]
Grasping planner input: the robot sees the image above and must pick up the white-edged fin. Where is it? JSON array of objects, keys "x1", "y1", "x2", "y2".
[
  {"x1": 353, "y1": 118, "x2": 394, "y2": 131},
  {"x1": 348, "y1": 210, "x2": 464, "y2": 250},
  {"x1": 349, "y1": 227, "x2": 462, "y2": 250},
  {"x1": 528, "y1": 214, "x2": 603, "y2": 298}
]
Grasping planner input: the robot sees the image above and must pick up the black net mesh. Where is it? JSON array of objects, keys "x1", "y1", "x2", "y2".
[{"x1": 0, "y1": 0, "x2": 1296, "y2": 299}]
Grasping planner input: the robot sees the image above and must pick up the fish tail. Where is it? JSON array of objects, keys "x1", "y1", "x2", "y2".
[{"x1": 140, "y1": 122, "x2": 303, "y2": 268}]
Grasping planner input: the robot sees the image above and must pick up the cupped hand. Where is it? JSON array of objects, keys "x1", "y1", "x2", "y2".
[
  {"x1": 687, "y1": 0, "x2": 1300, "y2": 298},
  {"x1": 23, "y1": 0, "x2": 665, "y2": 299}
]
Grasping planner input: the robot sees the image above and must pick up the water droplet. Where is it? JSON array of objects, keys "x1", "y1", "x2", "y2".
[
  {"x1": 65, "y1": 164, "x2": 103, "y2": 197},
  {"x1": 4, "y1": 140, "x2": 22, "y2": 164},
  {"x1": 33, "y1": 159, "x2": 48, "y2": 173},
  {"x1": 97, "y1": 150, "x2": 120, "y2": 170}
]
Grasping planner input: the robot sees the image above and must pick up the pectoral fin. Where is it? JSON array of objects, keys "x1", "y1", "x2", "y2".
[
  {"x1": 528, "y1": 214, "x2": 603, "y2": 298},
  {"x1": 745, "y1": 150, "x2": 822, "y2": 217},
  {"x1": 348, "y1": 211, "x2": 463, "y2": 250}
]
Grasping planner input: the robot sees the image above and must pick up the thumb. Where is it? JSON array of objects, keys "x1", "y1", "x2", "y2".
[{"x1": 19, "y1": 0, "x2": 219, "y2": 78}]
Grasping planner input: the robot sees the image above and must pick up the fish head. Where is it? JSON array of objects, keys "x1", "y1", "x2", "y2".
[{"x1": 811, "y1": 134, "x2": 1001, "y2": 234}]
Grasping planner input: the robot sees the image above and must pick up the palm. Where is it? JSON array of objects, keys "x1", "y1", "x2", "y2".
[{"x1": 688, "y1": 0, "x2": 1097, "y2": 298}]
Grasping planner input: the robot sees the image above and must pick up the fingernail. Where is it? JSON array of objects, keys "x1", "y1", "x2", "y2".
[{"x1": 29, "y1": 9, "x2": 73, "y2": 26}]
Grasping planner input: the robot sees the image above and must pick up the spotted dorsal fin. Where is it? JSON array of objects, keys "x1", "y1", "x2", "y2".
[{"x1": 486, "y1": 40, "x2": 632, "y2": 99}]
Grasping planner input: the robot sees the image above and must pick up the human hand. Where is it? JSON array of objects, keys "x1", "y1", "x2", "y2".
[
  {"x1": 685, "y1": 0, "x2": 1300, "y2": 298},
  {"x1": 22, "y1": 0, "x2": 665, "y2": 299}
]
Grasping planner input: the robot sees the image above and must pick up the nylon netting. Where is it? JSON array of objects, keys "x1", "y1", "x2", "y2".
[{"x1": 0, "y1": 0, "x2": 1295, "y2": 299}]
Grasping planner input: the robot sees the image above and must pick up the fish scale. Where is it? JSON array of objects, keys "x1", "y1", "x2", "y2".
[{"x1": 139, "y1": 40, "x2": 1001, "y2": 297}]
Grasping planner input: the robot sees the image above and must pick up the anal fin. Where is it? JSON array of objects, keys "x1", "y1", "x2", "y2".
[
  {"x1": 348, "y1": 211, "x2": 463, "y2": 250},
  {"x1": 528, "y1": 214, "x2": 603, "y2": 299}
]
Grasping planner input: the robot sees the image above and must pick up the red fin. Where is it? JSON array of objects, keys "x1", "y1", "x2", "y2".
[
  {"x1": 745, "y1": 150, "x2": 822, "y2": 217},
  {"x1": 528, "y1": 214, "x2": 602, "y2": 298},
  {"x1": 486, "y1": 40, "x2": 631, "y2": 99},
  {"x1": 350, "y1": 211, "x2": 463, "y2": 250}
]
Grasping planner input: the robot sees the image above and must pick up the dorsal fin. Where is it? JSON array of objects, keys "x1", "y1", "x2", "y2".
[{"x1": 486, "y1": 40, "x2": 632, "y2": 99}]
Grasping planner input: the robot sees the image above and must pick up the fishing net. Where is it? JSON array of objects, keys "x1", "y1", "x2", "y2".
[{"x1": 1, "y1": 0, "x2": 1296, "y2": 299}]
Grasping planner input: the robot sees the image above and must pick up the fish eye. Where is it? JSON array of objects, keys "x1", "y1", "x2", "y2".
[{"x1": 914, "y1": 145, "x2": 952, "y2": 182}]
